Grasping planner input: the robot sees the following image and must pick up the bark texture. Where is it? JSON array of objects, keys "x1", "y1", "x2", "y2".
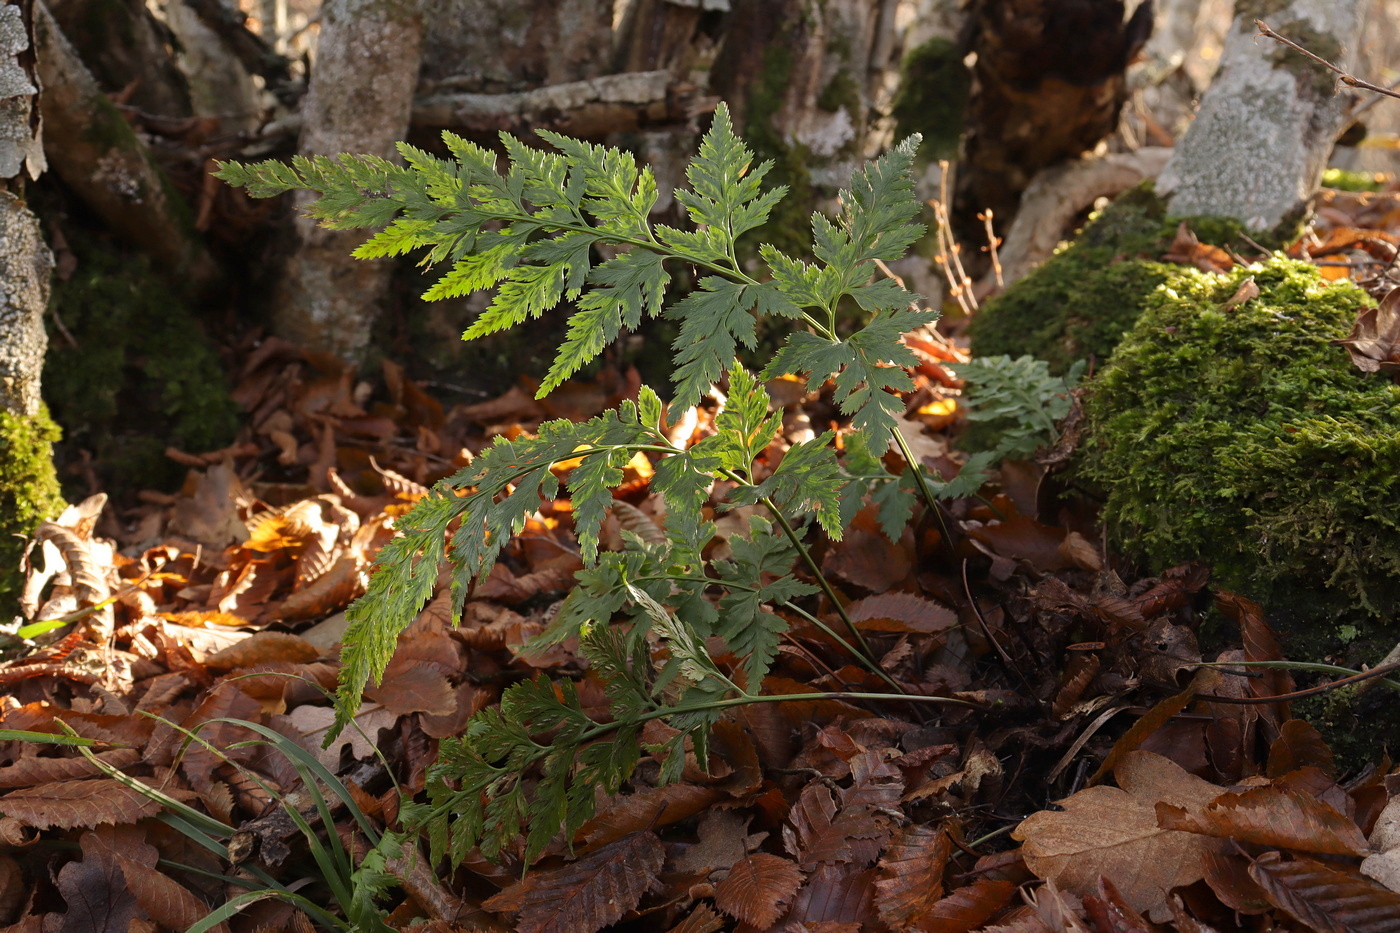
[
  {"x1": 418, "y1": 0, "x2": 612, "y2": 90},
  {"x1": 33, "y1": 2, "x2": 211, "y2": 277},
  {"x1": 954, "y1": 0, "x2": 1153, "y2": 239},
  {"x1": 47, "y1": 0, "x2": 191, "y2": 119},
  {"x1": 274, "y1": 0, "x2": 421, "y2": 362},
  {"x1": 1157, "y1": 0, "x2": 1364, "y2": 230}
]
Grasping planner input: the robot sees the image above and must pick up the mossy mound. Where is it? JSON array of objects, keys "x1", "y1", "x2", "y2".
[
  {"x1": 1077, "y1": 257, "x2": 1400, "y2": 657},
  {"x1": 969, "y1": 186, "x2": 1246, "y2": 375},
  {"x1": 0, "y1": 407, "x2": 65, "y2": 616},
  {"x1": 45, "y1": 242, "x2": 239, "y2": 494}
]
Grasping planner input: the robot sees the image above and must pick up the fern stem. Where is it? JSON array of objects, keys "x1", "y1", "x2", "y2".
[
  {"x1": 574, "y1": 689, "x2": 979, "y2": 746},
  {"x1": 889, "y1": 427, "x2": 955, "y2": 547},
  {"x1": 627, "y1": 573, "x2": 903, "y2": 690}
]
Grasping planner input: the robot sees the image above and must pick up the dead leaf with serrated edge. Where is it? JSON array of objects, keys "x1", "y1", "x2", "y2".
[
  {"x1": 0, "y1": 778, "x2": 162, "y2": 830},
  {"x1": 872, "y1": 824, "x2": 952, "y2": 928},
  {"x1": 1251, "y1": 851, "x2": 1400, "y2": 932},
  {"x1": 1157, "y1": 783, "x2": 1368, "y2": 857},
  {"x1": 714, "y1": 853, "x2": 803, "y2": 928},
  {"x1": 482, "y1": 832, "x2": 664, "y2": 933},
  {"x1": 1015, "y1": 750, "x2": 1230, "y2": 922}
]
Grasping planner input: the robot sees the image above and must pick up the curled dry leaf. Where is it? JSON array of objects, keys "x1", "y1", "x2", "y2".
[
  {"x1": 1249, "y1": 851, "x2": 1400, "y2": 933},
  {"x1": 784, "y1": 750, "x2": 905, "y2": 870},
  {"x1": 481, "y1": 832, "x2": 665, "y2": 933},
  {"x1": 714, "y1": 853, "x2": 803, "y2": 928},
  {"x1": 1333, "y1": 287, "x2": 1400, "y2": 377},
  {"x1": 1015, "y1": 750, "x2": 1229, "y2": 921}
]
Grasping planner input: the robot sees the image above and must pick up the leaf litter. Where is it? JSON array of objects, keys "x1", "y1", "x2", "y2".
[{"x1": 5, "y1": 190, "x2": 1400, "y2": 933}]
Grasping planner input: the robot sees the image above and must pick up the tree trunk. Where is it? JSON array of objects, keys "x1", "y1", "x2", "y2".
[
  {"x1": 273, "y1": 0, "x2": 421, "y2": 363},
  {"x1": 954, "y1": 0, "x2": 1153, "y2": 244},
  {"x1": 418, "y1": 0, "x2": 612, "y2": 91},
  {"x1": 0, "y1": 0, "x2": 63, "y2": 611},
  {"x1": 1157, "y1": 0, "x2": 1365, "y2": 231}
]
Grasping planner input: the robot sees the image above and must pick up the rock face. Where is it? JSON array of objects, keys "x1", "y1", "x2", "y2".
[
  {"x1": 1075, "y1": 258, "x2": 1400, "y2": 652},
  {"x1": 1156, "y1": 0, "x2": 1364, "y2": 231}
]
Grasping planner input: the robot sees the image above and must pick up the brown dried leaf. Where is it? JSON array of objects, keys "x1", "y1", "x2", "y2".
[
  {"x1": 0, "y1": 778, "x2": 162, "y2": 829},
  {"x1": 663, "y1": 904, "x2": 725, "y2": 933},
  {"x1": 1156, "y1": 784, "x2": 1368, "y2": 857},
  {"x1": 51, "y1": 826, "x2": 140, "y2": 932},
  {"x1": 1333, "y1": 287, "x2": 1400, "y2": 375},
  {"x1": 576, "y1": 784, "x2": 721, "y2": 851},
  {"x1": 1162, "y1": 221, "x2": 1233, "y2": 273},
  {"x1": 1201, "y1": 848, "x2": 1272, "y2": 914},
  {"x1": 1250, "y1": 851, "x2": 1400, "y2": 933},
  {"x1": 1082, "y1": 876, "x2": 1152, "y2": 933},
  {"x1": 714, "y1": 853, "x2": 803, "y2": 928},
  {"x1": 1268, "y1": 719, "x2": 1337, "y2": 779},
  {"x1": 365, "y1": 665, "x2": 456, "y2": 718},
  {"x1": 786, "y1": 864, "x2": 878, "y2": 928},
  {"x1": 1015, "y1": 751, "x2": 1230, "y2": 921},
  {"x1": 87, "y1": 825, "x2": 229, "y2": 933},
  {"x1": 203, "y1": 631, "x2": 320, "y2": 671},
  {"x1": 913, "y1": 878, "x2": 1018, "y2": 933},
  {"x1": 275, "y1": 552, "x2": 367, "y2": 621},
  {"x1": 0, "y1": 749, "x2": 141, "y2": 789},
  {"x1": 873, "y1": 824, "x2": 952, "y2": 928},
  {"x1": 481, "y1": 832, "x2": 664, "y2": 933},
  {"x1": 1216, "y1": 590, "x2": 1292, "y2": 723},
  {"x1": 847, "y1": 592, "x2": 957, "y2": 635},
  {"x1": 784, "y1": 750, "x2": 904, "y2": 870},
  {"x1": 966, "y1": 516, "x2": 1074, "y2": 573}
]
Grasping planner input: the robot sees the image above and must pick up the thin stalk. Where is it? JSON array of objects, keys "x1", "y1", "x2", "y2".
[
  {"x1": 889, "y1": 427, "x2": 955, "y2": 546},
  {"x1": 628, "y1": 572, "x2": 906, "y2": 693},
  {"x1": 1195, "y1": 659, "x2": 1400, "y2": 694},
  {"x1": 574, "y1": 688, "x2": 980, "y2": 745}
]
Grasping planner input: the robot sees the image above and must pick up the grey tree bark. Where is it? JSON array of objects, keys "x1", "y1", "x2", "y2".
[
  {"x1": 1156, "y1": 0, "x2": 1366, "y2": 231},
  {"x1": 273, "y1": 0, "x2": 421, "y2": 363}
]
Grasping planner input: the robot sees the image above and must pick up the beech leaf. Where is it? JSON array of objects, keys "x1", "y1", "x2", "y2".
[
  {"x1": 872, "y1": 823, "x2": 952, "y2": 928},
  {"x1": 1249, "y1": 851, "x2": 1400, "y2": 933},
  {"x1": 912, "y1": 877, "x2": 1018, "y2": 932},
  {"x1": 1156, "y1": 784, "x2": 1368, "y2": 857},
  {"x1": 481, "y1": 832, "x2": 664, "y2": 933},
  {"x1": 0, "y1": 778, "x2": 162, "y2": 830},
  {"x1": 714, "y1": 853, "x2": 803, "y2": 928}
]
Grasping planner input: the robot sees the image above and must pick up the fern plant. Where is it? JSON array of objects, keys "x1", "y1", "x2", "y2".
[
  {"x1": 955, "y1": 354, "x2": 1085, "y2": 459},
  {"x1": 216, "y1": 105, "x2": 981, "y2": 865}
]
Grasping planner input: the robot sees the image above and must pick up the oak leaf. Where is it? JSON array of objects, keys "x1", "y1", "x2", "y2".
[
  {"x1": 481, "y1": 832, "x2": 664, "y2": 933},
  {"x1": 1015, "y1": 750, "x2": 1229, "y2": 921},
  {"x1": 50, "y1": 826, "x2": 140, "y2": 932},
  {"x1": 713, "y1": 853, "x2": 803, "y2": 928}
]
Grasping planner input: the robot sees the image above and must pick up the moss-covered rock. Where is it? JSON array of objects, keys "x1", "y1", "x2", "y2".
[
  {"x1": 45, "y1": 241, "x2": 239, "y2": 493},
  {"x1": 968, "y1": 186, "x2": 1248, "y2": 374},
  {"x1": 1076, "y1": 257, "x2": 1400, "y2": 658},
  {"x1": 0, "y1": 406, "x2": 65, "y2": 615}
]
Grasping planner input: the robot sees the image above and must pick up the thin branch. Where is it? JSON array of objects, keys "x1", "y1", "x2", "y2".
[{"x1": 1256, "y1": 20, "x2": 1400, "y2": 101}]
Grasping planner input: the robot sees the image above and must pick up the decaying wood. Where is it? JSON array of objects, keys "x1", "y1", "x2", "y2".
[
  {"x1": 273, "y1": 0, "x2": 421, "y2": 362},
  {"x1": 954, "y1": 0, "x2": 1153, "y2": 246},
  {"x1": 47, "y1": 0, "x2": 192, "y2": 120},
  {"x1": 413, "y1": 70, "x2": 690, "y2": 137},
  {"x1": 992, "y1": 147, "x2": 1173, "y2": 289},
  {"x1": 33, "y1": 2, "x2": 213, "y2": 279},
  {"x1": 418, "y1": 0, "x2": 613, "y2": 91},
  {"x1": 1157, "y1": 0, "x2": 1364, "y2": 229}
]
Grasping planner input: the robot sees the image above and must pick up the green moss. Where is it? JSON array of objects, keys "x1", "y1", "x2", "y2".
[
  {"x1": 817, "y1": 70, "x2": 860, "y2": 118},
  {"x1": 740, "y1": 43, "x2": 814, "y2": 261},
  {"x1": 969, "y1": 186, "x2": 1249, "y2": 374},
  {"x1": 1077, "y1": 258, "x2": 1400, "y2": 656},
  {"x1": 1322, "y1": 168, "x2": 1386, "y2": 192},
  {"x1": 1293, "y1": 686, "x2": 1400, "y2": 776},
  {"x1": 45, "y1": 241, "x2": 239, "y2": 493},
  {"x1": 0, "y1": 407, "x2": 65, "y2": 615},
  {"x1": 890, "y1": 38, "x2": 971, "y2": 161}
]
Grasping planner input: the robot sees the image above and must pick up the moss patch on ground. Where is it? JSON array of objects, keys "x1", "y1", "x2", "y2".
[
  {"x1": 45, "y1": 241, "x2": 239, "y2": 494},
  {"x1": 968, "y1": 186, "x2": 1249, "y2": 374},
  {"x1": 1076, "y1": 257, "x2": 1400, "y2": 660},
  {"x1": 0, "y1": 406, "x2": 65, "y2": 616}
]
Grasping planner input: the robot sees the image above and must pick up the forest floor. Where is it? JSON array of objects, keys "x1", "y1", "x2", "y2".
[{"x1": 4, "y1": 184, "x2": 1400, "y2": 933}]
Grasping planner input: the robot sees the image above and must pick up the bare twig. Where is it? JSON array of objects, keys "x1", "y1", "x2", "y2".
[
  {"x1": 978, "y1": 210, "x2": 1004, "y2": 289},
  {"x1": 1256, "y1": 20, "x2": 1400, "y2": 101},
  {"x1": 931, "y1": 161, "x2": 979, "y2": 315}
]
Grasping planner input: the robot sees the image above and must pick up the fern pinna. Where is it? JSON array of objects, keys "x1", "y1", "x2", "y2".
[{"x1": 217, "y1": 106, "x2": 977, "y2": 864}]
